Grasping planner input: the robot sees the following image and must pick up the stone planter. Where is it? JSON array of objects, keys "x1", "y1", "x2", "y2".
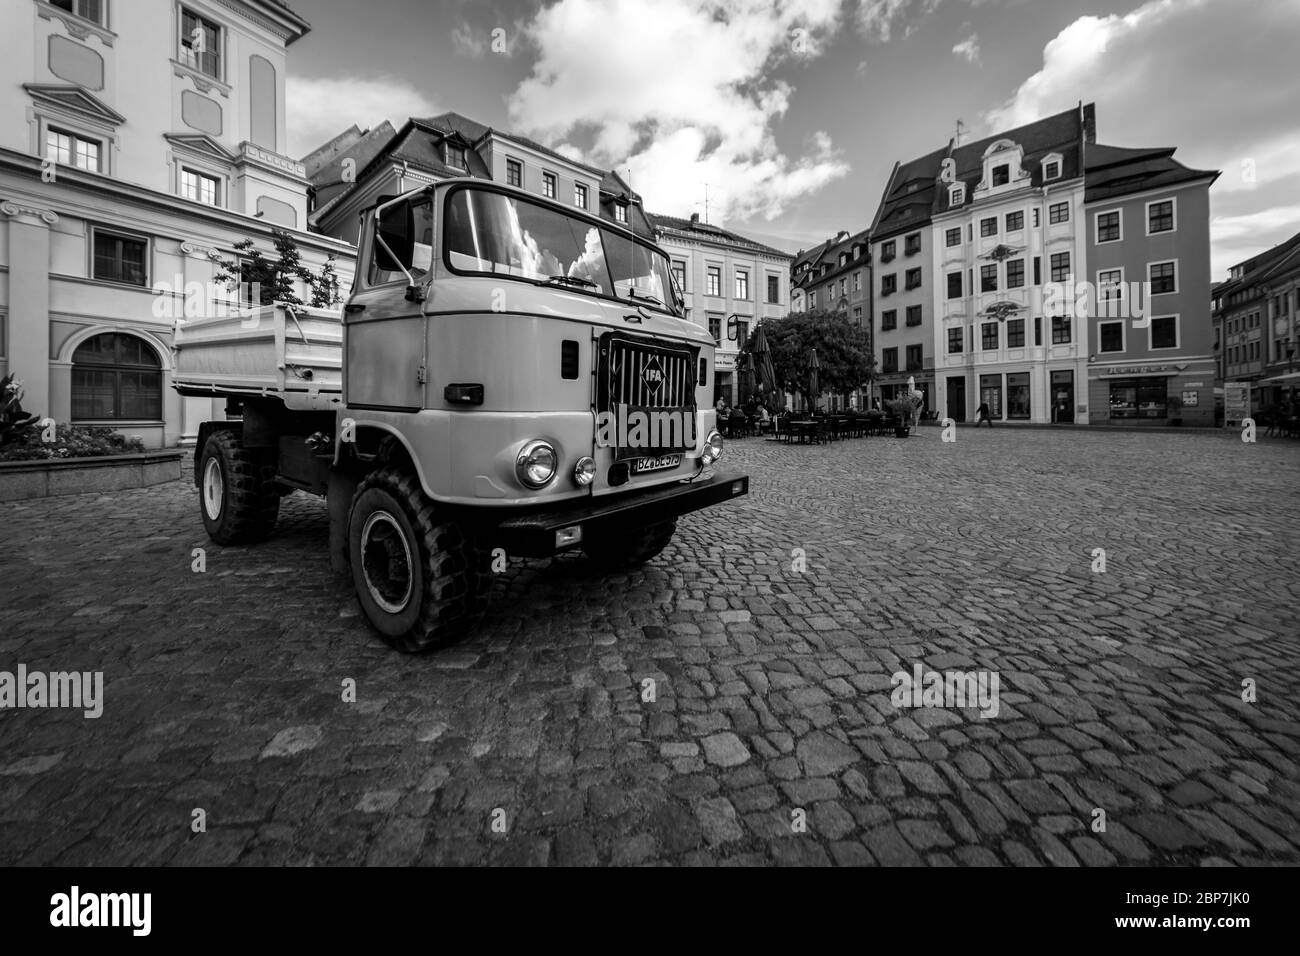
[{"x1": 0, "y1": 450, "x2": 184, "y2": 502}]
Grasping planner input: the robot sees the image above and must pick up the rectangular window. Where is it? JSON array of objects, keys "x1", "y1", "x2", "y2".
[
  {"x1": 1151, "y1": 315, "x2": 1178, "y2": 349},
  {"x1": 840, "y1": 277, "x2": 847, "y2": 296},
  {"x1": 905, "y1": 232, "x2": 921, "y2": 255},
  {"x1": 1049, "y1": 201, "x2": 1069, "y2": 224},
  {"x1": 1006, "y1": 210, "x2": 1024, "y2": 232},
  {"x1": 980, "y1": 217, "x2": 997, "y2": 238},
  {"x1": 882, "y1": 347, "x2": 898, "y2": 372},
  {"x1": 707, "y1": 314, "x2": 721, "y2": 345},
  {"x1": 671, "y1": 260, "x2": 687, "y2": 295},
  {"x1": 946, "y1": 272, "x2": 962, "y2": 299},
  {"x1": 1006, "y1": 318, "x2": 1025, "y2": 348},
  {"x1": 853, "y1": 271, "x2": 861, "y2": 292},
  {"x1": 1149, "y1": 261, "x2": 1177, "y2": 294},
  {"x1": 444, "y1": 144, "x2": 467, "y2": 171},
  {"x1": 1050, "y1": 252, "x2": 1070, "y2": 283},
  {"x1": 905, "y1": 267, "x2": 922, "y2": 290},
  {"x1": 906, "y1": 344, "x2": 922, "y2": 370},
  {"x1": 542, "y1": 171, "x2": 556, "y2": 199},
  {"x1": 1007, "y1": 372, "x2": 1030, "y2": 420},
  {"x1": 881, "y1": 274, "x2": 897, "y2": 296},
  {"x1": 180, "y1": 167, "x2": 219, "y2": 206},
  {"x1": 1033, "y1": 257, "x2": 1041, "y2": 285},
  {"x1": 735, "y1": 270, "x2": 749, "y2": 300},
  {"x1": 945, "y1": 227, "x2": 961, "y2": 248},
  {"x1": 1006, "y1": 259, "x2": 1024, "y2": 289},
  {"x1": 734, "y1": 319, "x2": 749, "y2": 346},
  {"x1": 981, "y1": 322, "x2": 998, "y2": 350},
  {"x1": 906, "y1": 305, "x2": 922, "y2": 327},
  {"x1": 881, "y1": 309, "x2": 897, "y2": 331},
  {"x1": 1043, "y1": 160, "x2": 1060, "y2": 181},
  {"x1": 1034, "y1": 316, "x2": 1042, "y2": 346},
  {"x1": 767, "y1": 274, "x2": 779, "y2": 304},
  {"x1": 948, "y1": 327, "x2": 963, "y2": 353},
  {"x1": 51, "y1": 0, "x2": 106, "y2": 25},
  {"x1": 852, "y1": 306, "x2": 862, "y2": 323},
  {"x1": 1033, "y1": 207, "x2": 1040, "y2": 227},
  {"x1": 180, "y1": 8, "x2": 222, "y2": 79},
  {"x1": 992, "y1": 164, "x2": 1009, "y2": 187},
  {"x1": 706, "y1": 266, "x2": 721, "y2": 297},
  {"x1": 1096, "y1": 210, "x2": 1121, "y2": 243},
  {"x1": 92, "y1": 229, "x2": 148, "y2": 287},
  {"x1": 574, "y1": 183, "x2": 588, "y2": 209},
  {"x1": 1099, "y1": 321, "x2": 1124, "y2": 352},
  {"x1": 45, "y1": 127, "x2": 101, "y2": 172},
  {"x1": 980, "y1": 264, "x2": 997, "y2": 293},
  {"x1": 1051, "y1": 315, "x2": 1072, "y2": 344},
  {"x1": 614, "y1": 204, "x2": 627, "y2": 223},
  {"x1": 881, "y1": 240, "x2": 896, "y2": 262},
  {"x1": 506, "y1": 158, "x2": 522, "y2": 187},
  {"x1": 1098, "y1": 268, "x2": 1124, "y2": 315},
  {"x1": 1148, "y1": 199, "x2": 1175, "y2": 234}
]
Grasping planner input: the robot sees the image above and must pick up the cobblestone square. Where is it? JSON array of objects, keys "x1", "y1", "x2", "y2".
[{"x1": 1, "y1": 428, "x2": 1297, "y2": 866}]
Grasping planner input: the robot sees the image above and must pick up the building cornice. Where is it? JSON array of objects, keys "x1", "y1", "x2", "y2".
[{"x1": 0, "y1": 148, "x2": 351, "y2": 254}]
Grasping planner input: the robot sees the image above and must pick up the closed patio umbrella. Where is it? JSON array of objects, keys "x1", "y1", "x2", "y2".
[
  {"x1": 808, "y1": 348, "x2": 821, "y2": 412},
  {"x1": 753, "y1": 325, "x2": 779, "y2": 403}
]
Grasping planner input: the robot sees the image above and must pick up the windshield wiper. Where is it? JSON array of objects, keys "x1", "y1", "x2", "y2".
[
  {"x1": 625, "y1": 288, "x2": 662, "y2": 306},
  {"x1": 546, "y1": 274, "x2": 597, "y2": 290}
]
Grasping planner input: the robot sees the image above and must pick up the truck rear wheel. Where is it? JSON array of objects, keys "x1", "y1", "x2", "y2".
[
  {"x1": 199, "y1": 429, "x2": 280, "y2": 545},
  {"x1": 583, "y1": 519, "x2": 677, "y2": 568},
  {"x1": 347, "y1": 468, "x2": 490, "y2": 653}
]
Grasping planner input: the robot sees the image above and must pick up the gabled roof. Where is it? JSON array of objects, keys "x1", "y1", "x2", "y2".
[
  {"x1": 1215, "y1": 230, "x2": 1300, "y2": 300},
  {"x1": 648, "y1": 213, "x2": 791, "y2": 259},
  {"x1": 793, "y1": 229, "x2": 870, "y2": 289},
  {"x1": 1083, "y1": 141, "x2": 1218, "y2": 203}
]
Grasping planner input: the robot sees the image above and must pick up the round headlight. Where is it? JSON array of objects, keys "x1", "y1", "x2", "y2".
[
  {"x1": 516, "y1": 440, "x2": 558, "y2": 488},
  {"x1": 701, "y1": 429, "x2": 724, "y2": 465},
  {"x1": 573, "y1": 456, "x2": 597, "y2": 486}
]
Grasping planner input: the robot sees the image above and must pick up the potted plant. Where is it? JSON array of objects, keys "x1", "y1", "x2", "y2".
[{"x1": 886, "y1": 397, "x2": 916, "y2": 437}]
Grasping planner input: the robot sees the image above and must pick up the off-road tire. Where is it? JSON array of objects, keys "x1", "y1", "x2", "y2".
[
  {"x1": 199, "y1": 429, "x2": 280, "y2": 545},
  {"x1": 348, "y1": 468, "x2": 490, "y2": 653},
  {"x1": 583, "y1": 518, "x2": 677, "y2": 568}
]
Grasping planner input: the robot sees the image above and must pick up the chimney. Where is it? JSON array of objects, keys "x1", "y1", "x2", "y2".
[
  {"x1": 836, "y1": 230, "x2": 850, "y2": 242},
  {"x1": 690, "y1": 212, "x2": 700, "y2": 224},
  {"x1": 1081, "y1": 102, "x2": 1096, "y2": 144}
]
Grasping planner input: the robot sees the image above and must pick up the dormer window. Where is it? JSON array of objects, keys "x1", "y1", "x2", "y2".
[
  {"x1": 949, "y1": 183, "x2": 965, "y2": 206},
  {"x1": 444, "y1": 143, "x2": 467, "y2": 171},
  {"x1": 614, "y1": 203, "x2": 627, "y2": 223},
  {"x1": 1043, "y1": 160, "x2": 1060, "y2": 181},
  {"x1": 992, "y1": 164, "x2": 1010, "y2": 187}
]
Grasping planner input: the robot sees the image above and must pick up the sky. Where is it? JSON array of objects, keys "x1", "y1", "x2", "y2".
[{"x1": 282, "y1": 0, "x2": 1300, "y2": 279}]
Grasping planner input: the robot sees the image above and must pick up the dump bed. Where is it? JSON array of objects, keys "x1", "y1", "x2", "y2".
[{"x1": 172, "y1": 303, "x2": 343, "y2": 411}]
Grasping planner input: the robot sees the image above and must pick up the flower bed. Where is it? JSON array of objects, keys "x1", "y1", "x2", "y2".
[
  {"x1": 0, "y1": 424, "x2": 146, "y2": 462},
  {"x1": 0, "y1": 448, "x2": 183, "y2": 502}
]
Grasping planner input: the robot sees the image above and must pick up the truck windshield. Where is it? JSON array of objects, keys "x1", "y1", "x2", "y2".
[{"x1": 443, "y1": 187, "x2": 681, "y2": 315}]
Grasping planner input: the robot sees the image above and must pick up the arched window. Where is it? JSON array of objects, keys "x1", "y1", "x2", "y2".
[{"x1": 71, "y1": 333, "x2": 162, "y2": 421}]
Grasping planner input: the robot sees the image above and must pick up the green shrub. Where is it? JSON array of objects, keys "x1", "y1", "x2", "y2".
[{"x1": 0, "y1": 423, "x2": 145, "y2": 462}]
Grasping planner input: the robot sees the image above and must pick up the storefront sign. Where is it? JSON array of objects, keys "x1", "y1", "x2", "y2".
[
  {"x1": 1224, "y1": 382, "x2": 1250, "y2": 424},
  {"x1": 1102, "y1": 363, "x2": 1187, "y2": 375}
]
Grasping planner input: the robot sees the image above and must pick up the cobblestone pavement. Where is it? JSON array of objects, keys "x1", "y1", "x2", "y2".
[{"x1": 1, "y1": 428, "x2": 1298, "y2": 866}]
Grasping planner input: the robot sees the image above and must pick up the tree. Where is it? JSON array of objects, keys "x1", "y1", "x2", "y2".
[
  {"x1": 740, "y1": 310, "x2": 874, "y2": 408},
  {"x1": 212, "y1": 229, "x2": 342, "y2": 308}
]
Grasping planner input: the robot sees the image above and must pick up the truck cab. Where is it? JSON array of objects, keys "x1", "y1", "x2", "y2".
[{"x1": 179, "y1": 178, "x2": 748, "y2": 652}]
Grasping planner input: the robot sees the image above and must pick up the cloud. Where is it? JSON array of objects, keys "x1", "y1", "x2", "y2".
[
  {"x1": 952, "y1": 33, "x2": 980, "y2": 64},
  {"x1": 286, "y1": 76, "x2": 437, "y2": 158},
  {"x1": 856, "y1": 0, "x2": 946, "y2": 42},
  {"x1": 505, "y1": 0, "x2": 849, "y2": 222},
  {"x1": 985, "y1": 0, "x2": 1300, "y2": 276},
  {"x1": 450, "y1": 22, "x2": 489, "y2": 57}
]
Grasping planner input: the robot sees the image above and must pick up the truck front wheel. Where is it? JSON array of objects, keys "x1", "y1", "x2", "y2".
[
  {"x1": 199, "y1": 429, "x2": 280, "y2": 545},
  {"x1": 583, "y1": 519, "x2": 677, "y2": 568},
  {"x1": 347, "y1": 469, "x2": 489, "y2": 652}
]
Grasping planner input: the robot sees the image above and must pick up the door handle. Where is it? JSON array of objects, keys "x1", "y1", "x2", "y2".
[{"x1": 344, "y1": 303, "x2": 366, "y2": 313}]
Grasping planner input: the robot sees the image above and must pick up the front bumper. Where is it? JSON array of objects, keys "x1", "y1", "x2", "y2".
[{"x1": 479, "y1": 470, "x2": 749, "y2": 557}]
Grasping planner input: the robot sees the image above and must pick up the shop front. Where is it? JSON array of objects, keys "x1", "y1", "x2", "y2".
[{"x1": 1088, "y1": 361, "x2": 1216, "y2": 426}]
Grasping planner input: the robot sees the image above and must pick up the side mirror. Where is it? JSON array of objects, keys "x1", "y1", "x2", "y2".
[{"x1": 374, "y1": 201, "x2": 414, "y2": 273}]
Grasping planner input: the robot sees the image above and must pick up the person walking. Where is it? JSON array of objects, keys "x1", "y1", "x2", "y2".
[{"x1": 976, "y1": 401, "x2": 993, "y2": 428}]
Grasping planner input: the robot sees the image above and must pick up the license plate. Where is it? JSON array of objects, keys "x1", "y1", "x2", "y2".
[{"x1": 632, "y1": 454, "x2": 681, "y2": 474}]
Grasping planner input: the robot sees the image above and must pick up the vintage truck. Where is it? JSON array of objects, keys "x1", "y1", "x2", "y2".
[{"x1": 173, "y1": 178, "x2": 748, "y2": 652}]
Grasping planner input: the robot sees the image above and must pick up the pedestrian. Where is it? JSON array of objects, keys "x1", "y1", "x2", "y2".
[{"x1": 976, "y1": 401, "x2": 993, "y2": 428}]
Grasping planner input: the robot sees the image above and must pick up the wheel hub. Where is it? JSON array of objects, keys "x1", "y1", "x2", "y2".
[
  {"x1": 202, "y1": 457, "x2": 224, "y2": 521},
  {"x1": 360, "y1": 510, "x2": 414, "y2": 614}
]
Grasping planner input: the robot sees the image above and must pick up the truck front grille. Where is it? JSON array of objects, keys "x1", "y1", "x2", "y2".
[{"x1": 598, "y1": 333, "x2": 697, "y2": 412}]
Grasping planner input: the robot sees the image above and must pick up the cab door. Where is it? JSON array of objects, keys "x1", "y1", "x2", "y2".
[{"x1": 343, "y1": 197, "x2": 434, "y2": 411}]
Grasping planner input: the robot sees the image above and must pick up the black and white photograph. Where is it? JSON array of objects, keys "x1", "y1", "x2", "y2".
[{"x1": 0, "y1": 0, "x2": 1297, "y2": 929}]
